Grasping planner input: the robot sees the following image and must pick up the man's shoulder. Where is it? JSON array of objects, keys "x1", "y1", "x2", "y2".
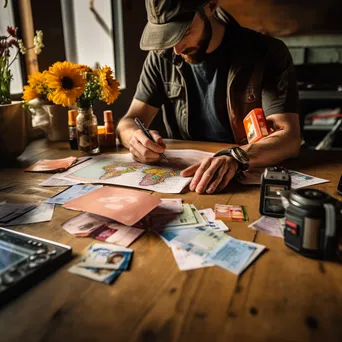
[{"x1": 237, "y1": 26, "x2": 289, "y2": 54}]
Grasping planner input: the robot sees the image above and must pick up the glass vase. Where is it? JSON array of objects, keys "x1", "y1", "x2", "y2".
[{"x1": 76, "y1": 106, "x2": 100, "y2": 154}]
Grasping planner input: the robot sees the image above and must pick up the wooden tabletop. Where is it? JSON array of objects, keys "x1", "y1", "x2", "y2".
[{"x1": 0, "y1": 139, "x2": 341, "y2": 342}]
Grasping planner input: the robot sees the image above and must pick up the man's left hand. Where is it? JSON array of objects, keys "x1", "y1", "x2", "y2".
[{"x1": 180, "y1": 156, "x2": 239, "y2": 194}]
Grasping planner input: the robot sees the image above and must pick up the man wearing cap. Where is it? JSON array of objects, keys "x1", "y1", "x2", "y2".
[{"x1": 117, "y1": 0, "x2": 301, "y2": 194}]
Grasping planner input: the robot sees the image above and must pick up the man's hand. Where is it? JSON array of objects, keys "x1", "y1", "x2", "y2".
[
  {"x1": 129, "y1": 129, "x2": 166, "y2": 163},
  {"x1": 180, "y1": 156, "x2": 239, "y2": 194}
]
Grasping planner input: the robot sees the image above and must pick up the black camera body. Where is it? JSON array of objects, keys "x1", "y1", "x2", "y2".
[
  {"x1": 282, "y1": 188, "x2": 342, "y2": 260},
  {"x1": 259, "y1": 166, "x2": 291, "y2": 218}
]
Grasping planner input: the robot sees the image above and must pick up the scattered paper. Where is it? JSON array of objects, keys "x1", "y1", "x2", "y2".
[
  {"x1": 199, "y1": 208, "x2": 229, "y2": 232},
  {"x1": 92, "y1": 223, "x2": 144, "y2": 247},
  {"x1": 171, "y1": 245, "x2": 213, "y2": 271},
  {"x1": 63, "y1": 186, "x2": 161, "y2": 226},
  {"x1": 0, "y1": 203, "x2": 38, "y2": 223},
  {"x1": 24, "y1": 156, "x2": 78, "y2": 172},
  {"x1": 77, "y1": 243, "x2": 133, "y2": 270},
  {"x1": 4, "y1": 202, "x2": 55, "y2": 226},
  {"x1": 62, "y1": 212, "x2": 113, "y2": 237},
  {"x1": 40, "y1": 176, "x2": 80, "y2": 187},
  {"x1": 248, "y1": 216, "x2": 285, "y2": 238},
  {"x1": 288, "y1": 170, "x2": 329, "y2": 189},
  {"x1": 236, "y1": 168, "x2": 330, "y2": 189},
  {"x1": 214, "y1": 204, "x2": 248, "y2": 222},
  {"x1": 151, "y1": 198, "x2": 183, "y2": 215},
  {"x1": 205, "y1": 238, "x2": 257, "y2": 275},
  {"x1": 159, "y1": 226, "x2": 229, "y2": 257},
  {"x1": 45, "y1": 184, "x2": 103, "y2": 205}
]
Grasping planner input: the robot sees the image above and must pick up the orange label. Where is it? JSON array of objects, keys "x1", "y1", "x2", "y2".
[{"x1": 243, "y1": 108, "x2": 269, "y2": 144}]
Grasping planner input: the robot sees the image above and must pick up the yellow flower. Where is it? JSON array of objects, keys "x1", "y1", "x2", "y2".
[
  {"x1": 45, "y1": 61, "x2": 86, "y2": 107},
  {"x1": 98, "y1": 65, "x2": 120, "y2": 105},
  {"x1": 22, "y1": 85, "x2": 39, "y2": 102},
  {"x1": 77, "y1": 64, "x2": 93, "y2": 73}
]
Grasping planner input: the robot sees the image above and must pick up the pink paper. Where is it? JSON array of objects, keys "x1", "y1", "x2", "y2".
[
  {"x1": 25, "y1": 156, "x2": 78, "y2": 172},
  {"x1": 63, "y1": 186, "x2": 161, "y2": 226}
]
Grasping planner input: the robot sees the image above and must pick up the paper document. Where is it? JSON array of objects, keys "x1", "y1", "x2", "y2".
[
  {"x1": 63, "y1": 186, "x2": 161, "y2": 226},
  {"x1": 199, "y1": 208, "x2": 229, "y2": 232},
  {"x1": 171, "y1": 246, "x2": 213, "y2": 271},
  {"x1": 45, "y1": 184, "x2": 103, "y2": 205},
  {"x1": 249, "y1": 216, "x2": 285, "y2": 238},
  {"x1": 4, "y1": 202, "x2": 55, "y2": 226},
  {"x1": 53, "y1": 150, "x2": 214, "y2": 193}
]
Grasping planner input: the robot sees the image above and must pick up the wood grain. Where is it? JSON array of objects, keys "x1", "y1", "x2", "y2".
[{"x1": 0, "y1": 139, "x2": 341, "y2": 342}]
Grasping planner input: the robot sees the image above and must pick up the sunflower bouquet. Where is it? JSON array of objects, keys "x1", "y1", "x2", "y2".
[
  {"x1": 23, "y1": 61, "x2": 120, "y2": 109},
  {"x1": 23, "y1": 61, "x2": 120, "y2": 153}
]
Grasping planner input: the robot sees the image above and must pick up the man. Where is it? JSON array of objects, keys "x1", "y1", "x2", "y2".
[{"x1": 117, "y1": 0, "x2": 301, "y2": 194}]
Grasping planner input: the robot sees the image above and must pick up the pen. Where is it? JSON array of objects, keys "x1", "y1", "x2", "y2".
[{"x1": 134, "y1": 117, "x2": 168, "y2": 162}]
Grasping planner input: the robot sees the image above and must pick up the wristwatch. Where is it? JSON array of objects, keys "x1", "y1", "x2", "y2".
[{"x1": 213, "y1": 147, "x2": 249, "y2": 173}]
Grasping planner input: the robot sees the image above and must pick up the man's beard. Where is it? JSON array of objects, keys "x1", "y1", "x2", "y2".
[{"x1": 181, "y1": 14, "x2": 212, "y2": 64}]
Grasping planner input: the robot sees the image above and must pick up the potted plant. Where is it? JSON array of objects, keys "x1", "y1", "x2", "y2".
[{"x1": 0, "y1": 26, "x2": 44, "y2": 161}]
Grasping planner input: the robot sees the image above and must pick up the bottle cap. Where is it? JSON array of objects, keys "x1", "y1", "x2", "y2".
[
  {"x1": 104, "y1": 110, "x2": 113, "y2": 122},
  {"x1": 68, "y1": 109, "x2": 78, "y2": 125}
]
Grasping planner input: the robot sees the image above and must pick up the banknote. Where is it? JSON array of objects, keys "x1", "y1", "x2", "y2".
[
  {"x1": 214, "y1": 204, "x2": 248, "y2": 222},
  {"x1": 248, "y1": 216, "x2": 284, "y2": 238},
  {"x1": 171, "y1": 245, "x2": 213, "y2": 271},
  {"x1": 160, "y1": 226, "x2": 229, "y2": 257},
  {"x1": 205, "y1": 237, "x2": 257, "y2": 275},
  {"x1": 199, "y1": 208, "x2": 229, "y2": 232},
  {"x1": 151, "y1": 198, "x2": 183, "y2": 215},
  {"x1": 77, "y1": 243, "x2": 133, "y2": 270}
]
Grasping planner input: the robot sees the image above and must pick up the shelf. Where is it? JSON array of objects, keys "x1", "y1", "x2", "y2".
[
  {"x1": 299, "y1": 90, "x2": 342, "y2": 100},
  {"x1": 304, "y1": 124, "x2": 342, "y2": 131}
]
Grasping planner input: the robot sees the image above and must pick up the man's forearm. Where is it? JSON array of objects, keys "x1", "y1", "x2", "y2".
[
  {"x1": 242, "y1": 129, "x2": 301, "y2": 169},
  {"x1": 116, "y1": 117, "x2": 138, "y2": 149}
]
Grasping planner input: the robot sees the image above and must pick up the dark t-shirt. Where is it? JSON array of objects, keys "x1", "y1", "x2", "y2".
[{"x1": 184, "y1": 30, "x2": 234, "y2": 142}]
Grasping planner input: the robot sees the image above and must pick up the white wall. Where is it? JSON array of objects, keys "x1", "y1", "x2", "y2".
[{"x1": 0, "y1": 2, "x2": 24, "y2": 95}]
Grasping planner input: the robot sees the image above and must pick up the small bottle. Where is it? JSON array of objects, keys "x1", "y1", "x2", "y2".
[
  {"x1": 76, "y1": 107, "x2": 100, "y2": 155},
  {"x1": 104, "y1": 110, "x2": 116, "y2": 147},
  {"x1": 68, "y1": 109, "x2": 78, "y2": 150},
  {"x1": 97, "y1": 125, "x2": 106, "y2": 147}
]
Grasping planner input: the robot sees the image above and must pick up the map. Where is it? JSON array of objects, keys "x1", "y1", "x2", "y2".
[{"x1": 55, "y1": 150, "x2": 214, "y2": 194}]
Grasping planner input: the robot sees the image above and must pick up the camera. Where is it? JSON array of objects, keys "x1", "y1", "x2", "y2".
[
  {"x1": 281, "y1": 188, "x2": 342, "y2": 260},
  {"x1": 259, "y1": 166, "x2": 291, "y2": 217}
]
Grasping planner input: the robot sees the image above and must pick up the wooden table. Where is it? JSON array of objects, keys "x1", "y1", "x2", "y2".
[{"x1": 0, "y1": 139, "x2": 341, "y2": 342}]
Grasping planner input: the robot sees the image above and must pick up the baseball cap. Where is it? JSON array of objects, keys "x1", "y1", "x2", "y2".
[{"x1": 140, "y1": 0, "x2": 211, "y2": 51}]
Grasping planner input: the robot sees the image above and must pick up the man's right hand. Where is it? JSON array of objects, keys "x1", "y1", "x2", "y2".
[{"x1": 129, "y1": 129, "x2": 166, "y2": 163}]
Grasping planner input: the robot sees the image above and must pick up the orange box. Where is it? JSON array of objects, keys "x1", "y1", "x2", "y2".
[{"x1": 243, "y1": 108, "x2": 270, "y2": 144}]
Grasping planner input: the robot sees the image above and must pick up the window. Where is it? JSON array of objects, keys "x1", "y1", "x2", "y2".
[
  {"x1": 1, "y1": 1, "x2": 23, "y2": 95},
  {"x1": 60, "y1": 0, "x2": 125, "y2": 88}
]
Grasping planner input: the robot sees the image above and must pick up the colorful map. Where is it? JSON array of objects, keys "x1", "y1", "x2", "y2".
[
  {"x1": 56, "y1": 150, "x2": 213, "y2": 194},
  {"x1": 99, "y1": 162, "x2": 181, "y2": 186}
]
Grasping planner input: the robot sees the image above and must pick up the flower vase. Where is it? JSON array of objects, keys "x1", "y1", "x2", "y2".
[
  {"x1": 0, "y1": 101, "x2": 28, "y2": 161},
  {"x1": 27, "y1": 99, "x2": 69, "y2": 141},
  {"x1": 76, "y1": 107, "x2": 100, "y2": 154}
]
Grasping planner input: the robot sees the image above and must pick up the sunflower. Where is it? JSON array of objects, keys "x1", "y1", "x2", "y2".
[
  {"x1": 22, "y1": 85, "x2": 39, "y2": 102},
  {"x1": 98, "y1": 65, "x2": 120, "y2": 105},
  {"x1": 45, "y1": 61, "x2": 86, "y2": 107}
]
